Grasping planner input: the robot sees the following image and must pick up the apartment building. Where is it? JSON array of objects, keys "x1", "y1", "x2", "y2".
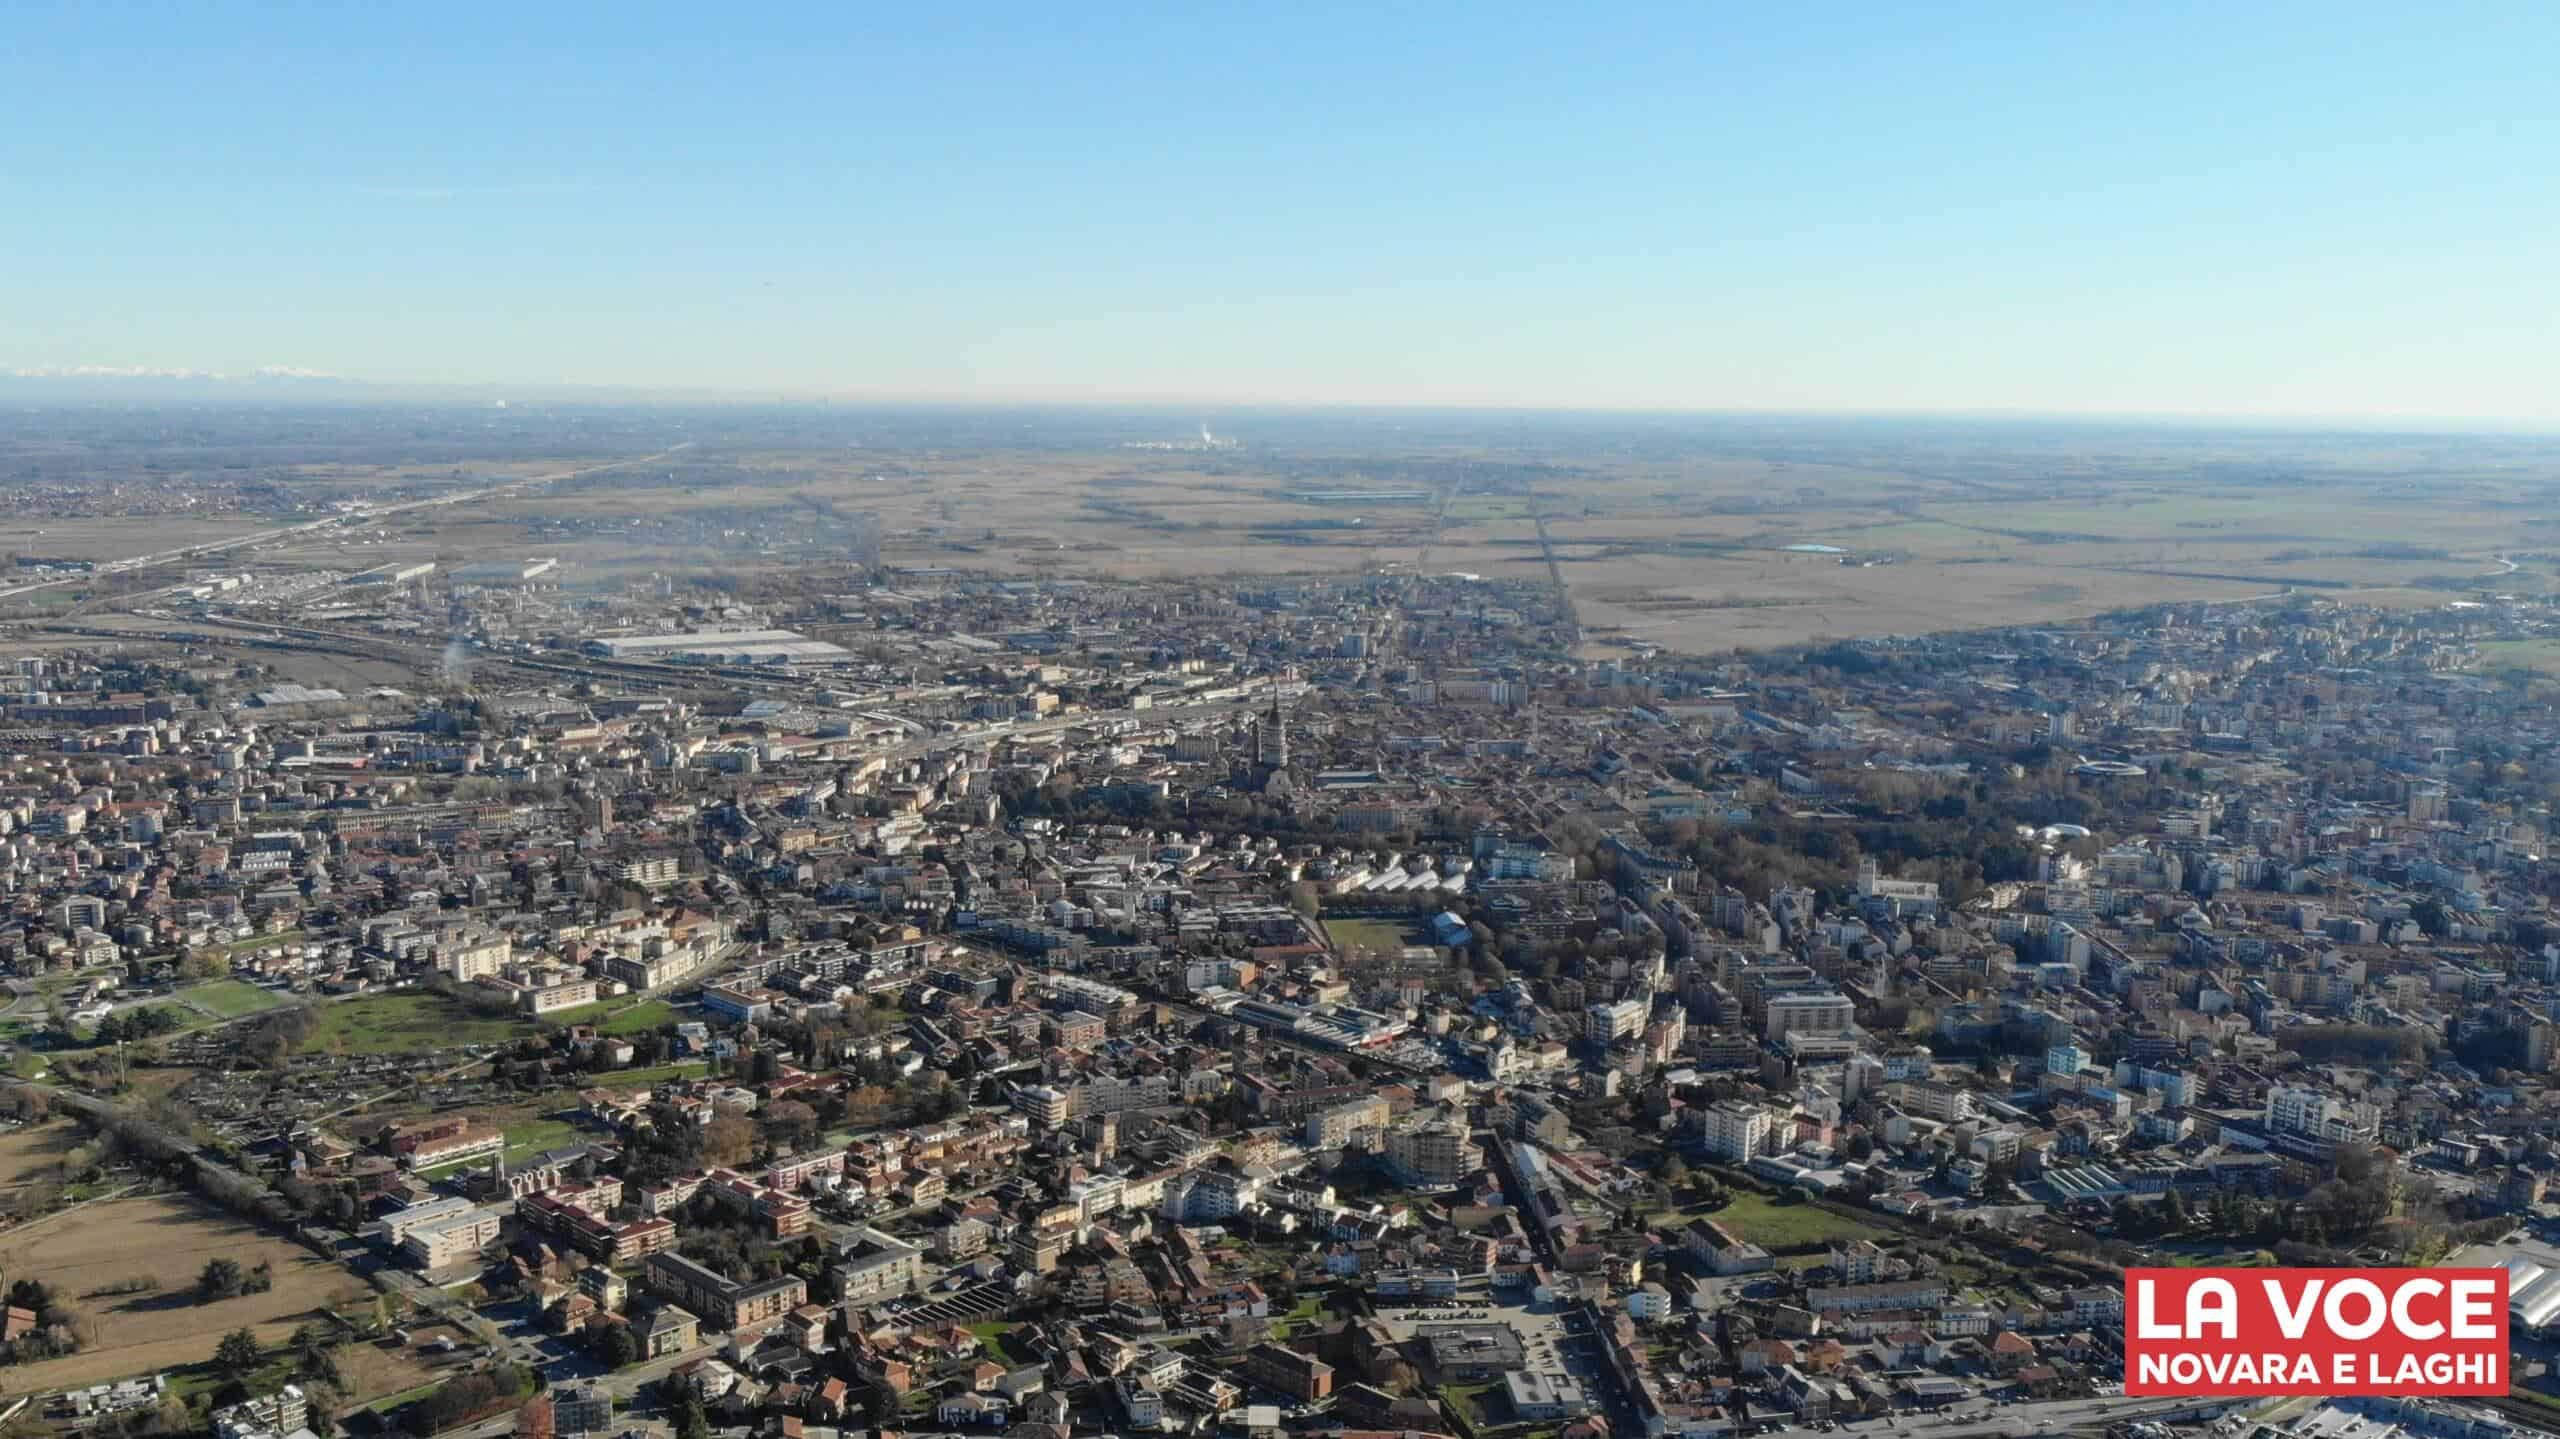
[
  {"x1": 1808, "y1": 1279, "x2": 1949, "y2": 1315},
  {"x1": 520, "y1": 976, "x2": 602, "y2": 1015},
  {"x1": 1306, "y1": 1094, "x2": 1391, "y2": 1149},
  {"x1": 832, "y1": 1227, "x2": 927, "y2": 1307},
  {"x1": 645, "y1": 1252, "x2": 807, "y2": 1333},
  {"x1": 386, "y1": 1116, "x2": 504, "y2": 1169},
  {"x1": 1240, "y1": 1342, "x2": 1334, "y2": 1402},
  {"x1": 702, "y1": 1169, "x2": 813, "y2": 1238},
  {"x1": 519, "y1": 1192, "x2": 677, "y2": 1263},
  {"x1": 1585, "y1": 999, "x2": 1648, "y2": 1045},
  {"x1": 400, "y1": 1207, "x2": 504, "y2": 1272},
  {"x1": 764, "y1": 1149, "x2": 846, "y2": 1193},
  {"x1": 375, "y1": 1196, "x2": 482, "y2": 1246},
  {"x1": 1697, "y1": 1102, "x2": 1777, "y2": 1163},
  {"x1": 2265, "y1": 1084, "x2": 2381, "y2": 1145},
  {"x1": 1764, "y1": 990, "x2": 1855, "y2": 1043},
  {"x1": 1384, "y1": 1113, "x2": 1483, "y2": 1186}
]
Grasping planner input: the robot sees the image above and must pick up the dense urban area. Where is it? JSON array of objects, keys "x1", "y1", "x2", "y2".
[{"x1": 3, "y1": 404, "x2": 2560, "y2": 1439}]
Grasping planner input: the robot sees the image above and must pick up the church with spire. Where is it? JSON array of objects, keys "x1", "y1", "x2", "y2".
[
  {"x1": 1254, "y1": 697, "x2": 1289, "y2": 769},
  {"x1": 1235, "y1": 697, "x2": 1296, "y2": 797}
]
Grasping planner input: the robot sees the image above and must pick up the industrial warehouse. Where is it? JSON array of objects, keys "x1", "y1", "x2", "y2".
[
  {"x1": 2454, "y1": 1244, "x2": 2560, "y2": 1334},
  {"x1": 586, "y1": 628, "x2": 855, "y2": 665}
]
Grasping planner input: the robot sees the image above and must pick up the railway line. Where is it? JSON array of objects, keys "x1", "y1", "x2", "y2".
[
  {"x1": 28, "y1": 614, "x2": 813, "y2": 697},
  {"x1": 0, "y1": 447, "x2": 687, "y2": 605},
  {"x1": 18, "y1": 615, "x2": 1274, "y2": 768}
]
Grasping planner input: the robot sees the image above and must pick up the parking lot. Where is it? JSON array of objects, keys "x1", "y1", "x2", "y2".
[{"x1": 1374, "y1": 1292, "x2": 1570, "y2": 1353}]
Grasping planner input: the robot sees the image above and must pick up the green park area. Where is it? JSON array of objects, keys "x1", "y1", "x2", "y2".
[
  {"x1": 301, "y1": 991, "x2": 534, "y2": 1054},
  {"x1": 1698, "y1": 1191, "x2": 1888, "y2": 1250},
  {"x1": 2478, "y1": 639, "x2": 2560, "y2": 677}
]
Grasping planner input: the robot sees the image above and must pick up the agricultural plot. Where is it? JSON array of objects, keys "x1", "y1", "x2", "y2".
[
  {"x1": 13, "y1": 421, "x2": 2558, "y2": 658},
  {"x1": 0, "y1": 1120, "x2": 80, "y2": 1194},
  {"x1": 0, "y1": 1194, "x2": 365, "y2": 1393}
]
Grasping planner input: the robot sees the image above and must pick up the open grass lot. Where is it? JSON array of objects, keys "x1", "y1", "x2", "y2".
[
  {"x1": 1705, "y1": 1192, "x2": 1887, "y2": 1250},
  {"x1": 302, "y1": 991, "x2": 531, "y2": 1054},
  {"x1": 2478, "y1": 639, "x2": 2560, "y2": 676},
  {"x1": 597, "y1": 999, "x2": 679, "y2": 1035},
  {"x1": 1269, "y1": 1294, "x2": 1325, "y2": 1338},
  {"x1": 1440, "y1": 1379, "x2": 1502, "y2": 1427},
  {"x1": 967, "y1": 1321, "x2": 1028, "y2": 1365},
  {"x1": 539, "y1": 997, "x2": 679, "y2": 1034},
  {"x1": 501, "y1": 1117, "x2": 587, "y2": 1163},
  {"x1": 1324, "y1": 917, "x2": 1420, "y2": 954},
  {"x1": 164, "y1": 1332, "x2": 439, "y2": 1409},
  {"x1": 0, "y1": 515, "x2": 277, "y2": 565},
  {"x1": 324, "y1": 1342, "x2": 441, "y2": 1407},
  {"x1": 0, "y1": 1119, "x2": 79, "y2": 1193},
  {"x1": 586, "y1": 1061, "x2": 710, "y2": 1089},
  {"x1": 0, "y1": 1193, "x2": 365, "y2": 1393},
  {"x1": 186, "y1": 979, "x2": 291, "y2": 1019}
]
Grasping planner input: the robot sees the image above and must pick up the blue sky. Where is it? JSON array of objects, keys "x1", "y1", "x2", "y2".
[{"x1": 6, "y1": 2, "x2": 2556, "y2": 419}]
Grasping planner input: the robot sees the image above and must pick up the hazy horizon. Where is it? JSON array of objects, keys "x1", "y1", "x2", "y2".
[
  {"x1": 9, "y1": 375, "x2": 2560, "y2": 441},
  {"x1": 11, "y1": 4, "x2": 2558, "y2": 422}
]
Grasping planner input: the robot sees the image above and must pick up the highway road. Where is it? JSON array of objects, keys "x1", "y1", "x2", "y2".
[{"x1": 0, "y1": 445, "x2": 688, "y2": 603}]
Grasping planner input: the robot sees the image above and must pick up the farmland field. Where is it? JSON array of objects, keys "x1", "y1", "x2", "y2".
[
  {"x1": 802, "y1": 435, "x2": 2554, "y2": 656},
  {"x1": 0, "y1": 1193, "x2": 367, "y2": 1393},
  {"x1": 0, "y1": 1120, "x2": 79, "y2": 1192},
  {"x1": 8, "y1": 415, "x2": 2559, "y2": 658}
]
